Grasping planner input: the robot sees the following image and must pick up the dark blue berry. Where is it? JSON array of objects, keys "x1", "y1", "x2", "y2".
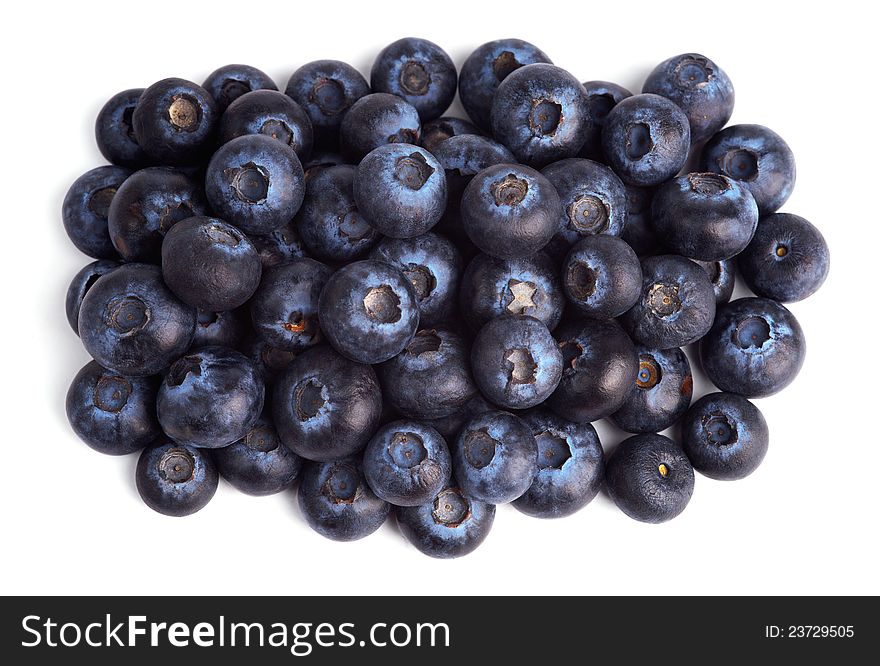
[
  {"x1": 611, "y1": 346, "x2": 692, "y2": 434},
  {"x1": 136, "y1": 441, "x2": 218, "y2": 517},
  {"x1": 340, "y1": 93, "x2": 421, "y2": 161},
  {"x1": 65, "y1": 260, "x2": 120, "y2": 334},
  {"x1": 95, "y1": 89, "x2": 151, "y2": 169},
  {"x1": 63, "y1": 166, "x2": 131, "y2": 259},
  {"x1": 202, "y1": 63, "x2": 277, "y2": 111},
  {"x1": 219, "y1": 89, "x2": 313, "y2": 162},
  {"x1": 562, "y1": 235, "x2": 642, "y2": 319}
]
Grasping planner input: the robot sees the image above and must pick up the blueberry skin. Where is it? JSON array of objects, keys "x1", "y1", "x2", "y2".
[
  {"x1": 95, "y1": 88, "x2": 150, "y2": 169},
  {"x1": 285, "y1": 60, "x2": 370, "y2": 145},
  {"x1": 66, "y1": 360, "x2": 161, "y2": 456},
  {"x1": 541, "y1": 158, "x2": 628, "y2": 245},
  {"x1": 458, "y1": 38, "x2": 552, "y2": 131},
  {"x1": 512, "y1": 408, "x2": 604, "y2": 519},
  {"x1": 298, "y1": 457, "x2": 390, "y2": 541},
  {"x1": 79, "y1": 263, "x2": 196, "y2": 376},
  {"x1": 621, "y1": 185, "x2": 661, "y2": 256},
  {"x1": 303, "y1": 150, "x2": 349, "y2": 179},
  {"x1": 682, "y1": 392, "x2": 769, "y2": 481},
  {"x1": 619, "y1": 255, "x2": 716, "y2": 349},
  {"x1": 107, "y1": 166, "x2": 208, "y2": 263},
  {"x1": 161, "y1": 216, "x2": 262, "y2": 312},
  {"x1": 318, "y1": 260, "x2": 420, "y2": 364},
  {"x1": 699, "y1": 124, "x2": 796, "y2": 215},
  {"x1": 606, "y1": 433, "x2": 694, "y2": 523},
  {"x1": 363, "y1": 420, "x2": 452, "y2": 506},
  {"x1": 459, "y1": 252, "x2": 564, "y2": 332},
  {"x1": 248, "y1": 220, "x2": 307, "y2": 269},
  {"x1": 202, "y1": 63, "x2": 277, "y2": 112},
  {"x1": 65, "y1": 260, "x2": 120, "y2": 334},
  {"x1": 339, "y1": 93, "x2": 421, "y2": 162},
  {"x1": 461, "y1": 163, "x2": 561, "y2": 260},
  {"x1": 219, "y1": 89, "x2": 313, "y2": 161},
  {"x1": 191, "y1": 308, "x2": 248, "y2": 350},
  {"x1": 370, "y1": 37, "x2": 457, "y2": 122},
  {"x1": 562, "y1": 235, "x2": 642, "y2": 319},
  {"x1": 132, "y1": 78, "x2": 219, "y2": 166},
  {"x1": 471, "y1": 314, "x2": 563, "y2": 410},
  {"x1": 273, "y1": 345, "x2": 382, "y2": 461},
  {"x1": 296, "y1": 164, "x2": 379, "y2": 262},
  {"x1": 642, "y1": 53, "x2": 734, "y2": 145},
  {"x1": 548, "y1": 318, "x2": 638, "y2": 423},
  {"x1": 136, "y1": 441, "x2": 218, "y2": 517},
  {"x1": 212, "y1": 412, "x2": 303, "y2": 495},
  {"x1": 205, "y1": 134, "x2": 305, "y2": 235},
  {"x1": 611, "y1": 346, "x2": 692, "y2": 434},
  {"x1": 369, "y1": 233, "x2": 462, "y2": 327},
  {"x1": 249, "y1": 257, "x2": 331, "y2": 351},
  {"x1": 378, "y1": 329, "x2": 477, "y2": 420},
  {"x1": 396, "y1": 485, "x2": 495, "y2": 558},
  {"x1": 239, "y1": 334, "x2": 298, "y2": 384},
  {"x1": 354, "y1": 143, "x2": 447, "y2": 239},
  {"x1": 158, "y1": 346, "x2": 265, "y2": 449},
  {"x1": 695, "y1": 259, "x2": 735, "y2": 305},
  {"x1": 579, "y1": 81, "x2": 633, "y2": 161},
  {"x1": 700, "y1": 297, "x2": 806, "y2": 398},
  {"x1": 738, "y1": 213, "x2": 830, "y2": 303},
  {"x1": 452, "y1": 410, "x2": 537, "y2": 504},
  {"x1": 651, "y1": 173, "x2": 759, "y2": 261},
  {"x1": 63, "y1": 166, "x2": 131, "y2": 259},
  {"x1": 602, "y1": 93, "x2": 691, "y2": 187},
  {"x1": 421, "y1": 116, "x2": 483, "y2": 154},
  {"x1": 422, "y1": 392, "x2": 495, "y2": 442},
  {"x1": 490, "y1": 64, "x2": 591, "y2": 168}
]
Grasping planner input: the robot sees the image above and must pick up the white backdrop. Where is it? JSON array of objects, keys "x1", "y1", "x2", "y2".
[{"x1": 2, "y1": 0, "x2": 876, "y2": 596}]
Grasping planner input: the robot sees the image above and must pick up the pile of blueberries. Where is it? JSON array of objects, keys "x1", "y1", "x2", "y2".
[{"x1": 64, "y1": 38, "x2": 829, "y2": 558}]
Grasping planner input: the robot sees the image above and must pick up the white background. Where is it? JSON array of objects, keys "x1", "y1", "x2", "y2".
[{"x1": 1, "y1": 0, "x2": 877, "y2": 596}]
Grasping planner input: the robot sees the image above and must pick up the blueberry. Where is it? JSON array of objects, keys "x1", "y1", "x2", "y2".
[
  {"x1": 95, "y1": 89, "x2": 150, "y2": 169},
  {"x1": 202, "y1": 63, "x2": 277, "y2": 111},
  {"x1": 451, "y1": 409, "x2": 536, "y2": 503},
  {"x1": 239, "y1": 334, "x2": 298, "y2": 384},
  {"x1": 295, "y1": 164, "x2": 379, "y2": 262},
  {"x1": 378, "y1": 328, "x2": 477, "y2": 420},
  {"x1": 652, "y1": 173, "x2": 759, "y2": 261},
  {"x1": 298, "y1": 457, "x2": 391, "y2": 541},
  {"x1": 579, "y1": 81, "x2": 633, "y2": 161},
  {"x1": 219, "y1": 89, "x2": 313, "y2": 161},
  {"x1": 461, "y1": 163, "x2": 561, "y2": 259},
  {"x1": 158, "y1": 346, "x2": 264, "y2": 448},
  {"x1": 541, "y1": 158, "x2": 628, "y2": 245},
  {"x1": 369, "y1": 233, "x2": 463, "y2": 327},
  {"x1": 491, "y1": 64, "x2": 591, "y2": 167},
  {"x1": 681, "y1": 392, "x2": 769, "y2": 480},
  {"x1": 161, "y1": 216, "x2": 262, "y2": 311},
  {"x1": 363, "y1": 420, "x2": 452, "y2": 506},
  {"x1": 620, "y1": 185, "x2": 661, "y2": 256},
  {"x1": 619, "y1": 255, "x2": 716, "y2": 349},
  {"x1": 421, "y1": 116, "x2": 483, "y2": 153},
  {"x1": 285, "y1": 60, "x2": 371, "y2": 146},
  {"x1": 248, "y1": 220, "x2": 307, "y2": 269},
  {"x1": 548, "y1": 318, "x2": 638, "y2": 423},
  {"x1": 421, "y1": 392, "x2": 495, "y2": 442},
  {"x1": 370, "y1": 37, "x2": 457, "y2": 122},
  {"x1": 605, "y1": 433, "x2": 694, "y2": 523},
  {"x1": 458, "y1": 38, "x2": 552, "y2": 131},
  {"x1": 699, "y1": 124, "x2": 796, "y2": 215},
  {"x1": 205, "y1": 134, "x2": 305, "y2": 235},
  {"x1": 318, "y1": 260, "x2": 420, "y2": 364},
  {"x1": 459, "y1": 252, "x2": 564, "y2": 332},
  {"x1": 695, "y1": 259, "x2": 735, "y2": 305},
  {"x1": 562, "y1": 235, "x2": 642, "y2": 319},
  {"x1": 611, "y1": 346, "x2": 692, "y2": 434},
  {"x1": 65, "y1": 260, "x2": 120, "y2": 334},
  {"x1": 212, "y1": 412, "x2": 303, "y2": 495},
  {"x1": 63, "y1": 166, "x2": 132, "y2": 259},
  {"x1": 136, "y1": 441, "x2": 218, "y2": 517},
  {"x1": 273, "y1": 345, "x2": 382, "y2": 461},
  {"x1": 107, "y1": 166, "x2": 208, "y2": 263},
  {"x1": 471, "y1": 314, "x2": 563, "y2": 410},
  {"x1": 354, "y1": 143, "x2": 447, "y2": 238},
  {"x1": 738, "y1": 213, "x2": 830, "y2": 303},
  {"x1": 601, "y1": 93, "x2": 690, "y2": 186},
  {"x1": 512, "y1": 408, "x2": 604, "y2": 518},
  {"x1": 302, "y1": 150, "x2": 349, "y2": 180},
  {"x1": 339, "y1": 93, "x2": 421, "y2": 162},
  {"x1": 642, "y1": 53, "x2": 735, "y2": 144},
  {"x1": 700, "y1": 297, "x2": 806, "y2": 398},
  {"x1": 66, "y1": 360, "x2": 161, "y2": 456},
  {"x1": 78, "y1": 263, "x2": 196, "y2": 376},
  {"x1": 396, "y1": 485, "x2": 495, "y2": 558},
  {"x1": 249, "y1": 257, "x2": 331, "y2": 350},
  {"x1": 132, "y1": 78, "x2": 219, "y2": 165},
  {"x1": 191, "y1": 309, "x2": 248, "y2": 350}
]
